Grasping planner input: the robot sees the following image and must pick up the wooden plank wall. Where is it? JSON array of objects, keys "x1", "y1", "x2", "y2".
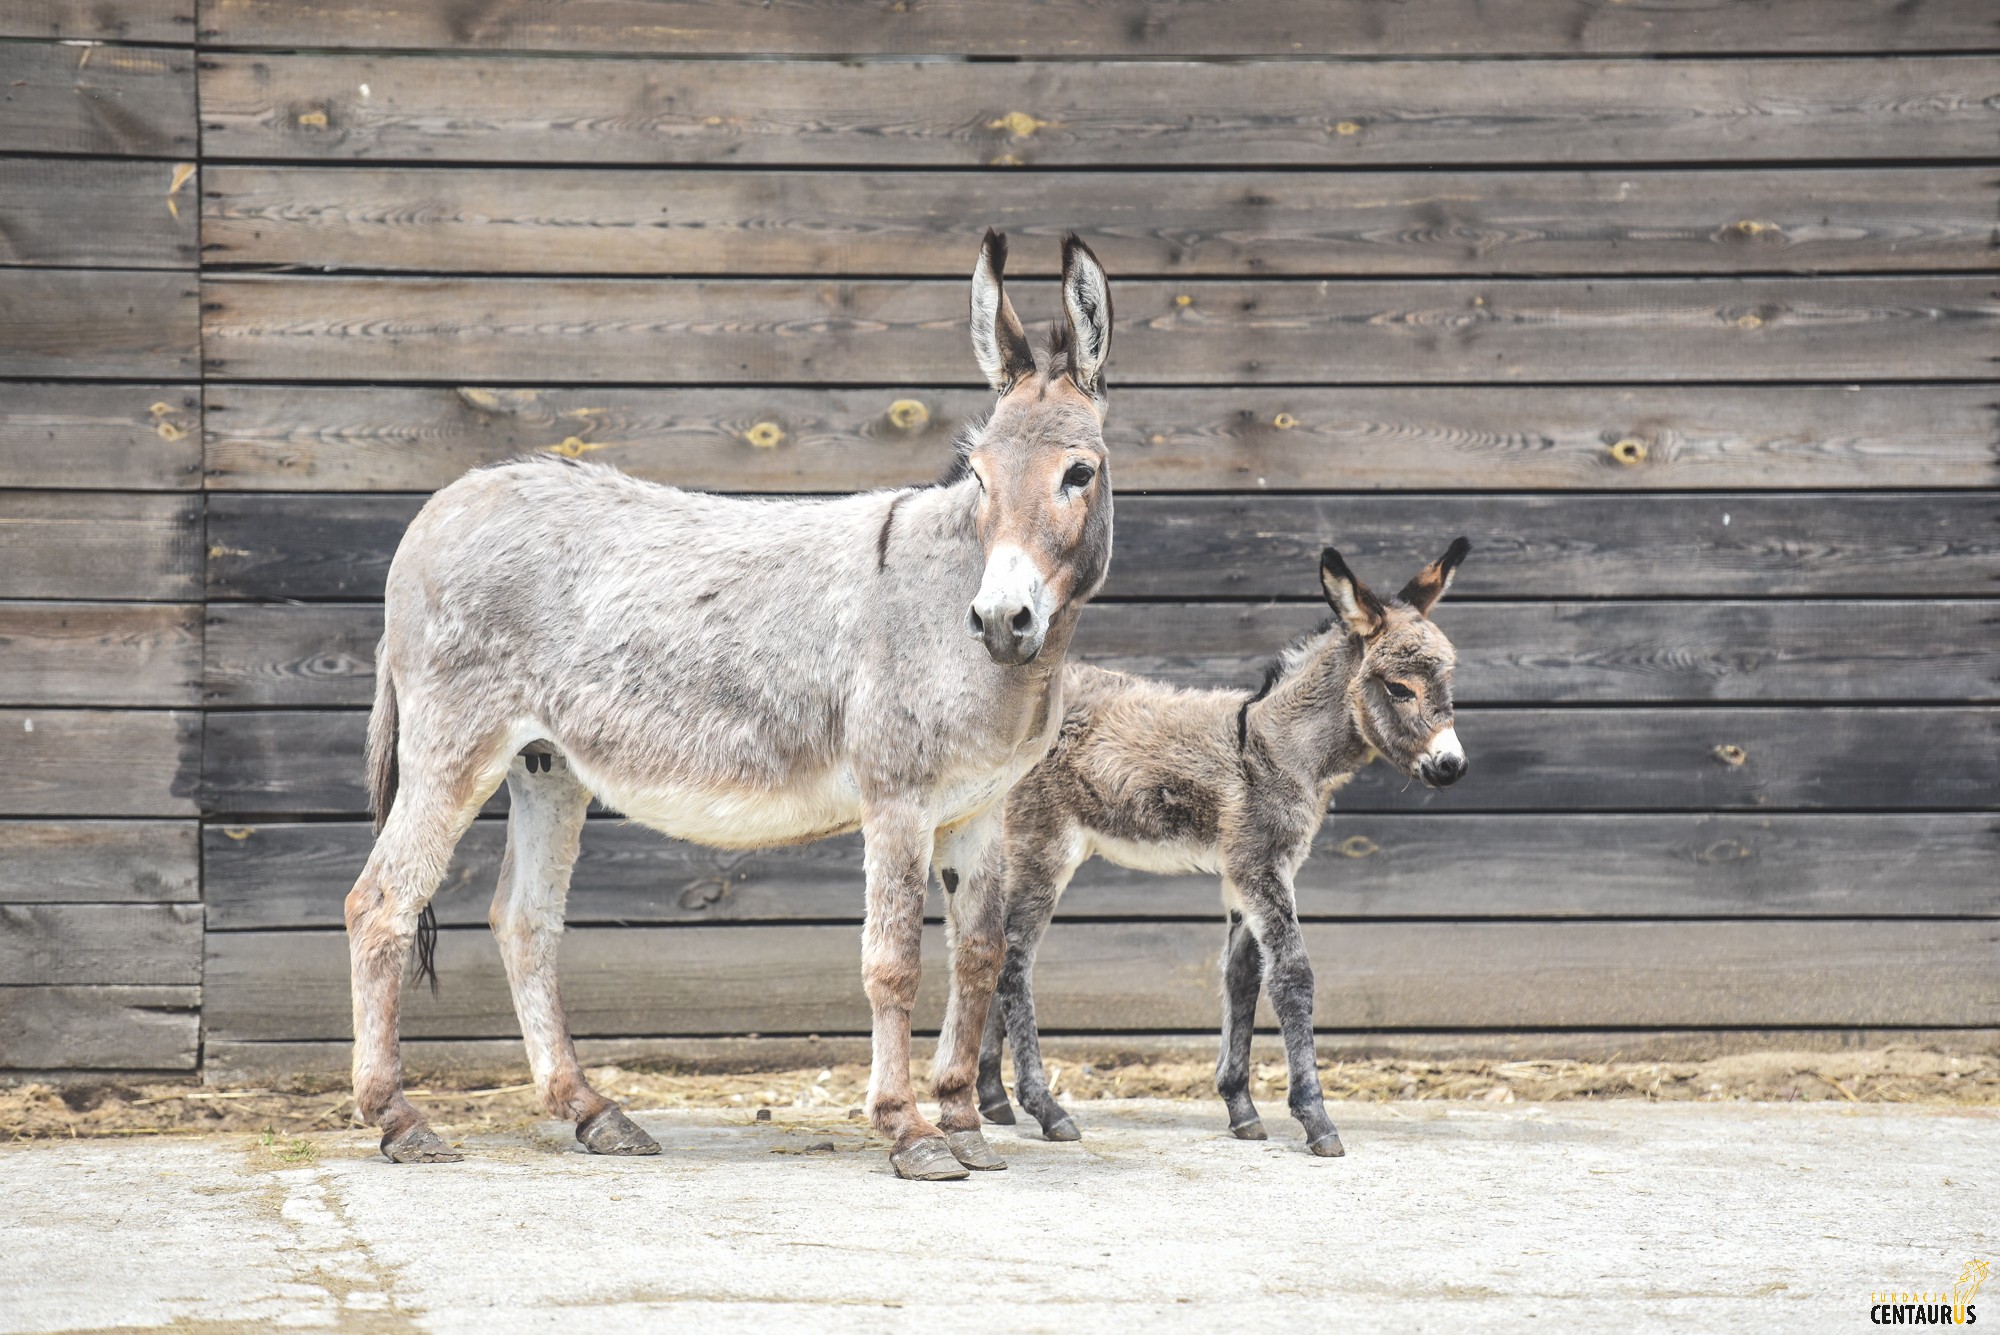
[{"x1": 2, "y1": 0, "x2": 1995, "y2": 1080}]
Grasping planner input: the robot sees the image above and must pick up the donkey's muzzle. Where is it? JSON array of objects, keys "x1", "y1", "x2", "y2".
[
  {"x1": 967, "y1": 599, "x2": 1044, "y2": 666},
  {"x1": 1420, "y1": 752, "x2": 1467, "y2": 788}
]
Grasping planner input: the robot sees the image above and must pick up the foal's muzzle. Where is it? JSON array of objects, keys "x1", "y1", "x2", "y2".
[{"x1": 1417, "y1": 725, "x2": 1468, "y2": 788}]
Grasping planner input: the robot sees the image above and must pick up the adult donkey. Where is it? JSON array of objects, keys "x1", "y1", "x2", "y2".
[{"x1": 345, "y1": 232, "x2": 1115, "y2": 1181}]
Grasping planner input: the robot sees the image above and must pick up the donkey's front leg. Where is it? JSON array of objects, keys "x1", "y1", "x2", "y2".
[
  {"x1": 1215, "y1": 909, "x2": 1268, "y2": 1140},
  {"x1": 860, "y1": 802, "x2": 964, "y2": 1181},
  {"x1": 1242, "y1": 886, "x2": 1344, "y2": 1158},
  {"x1": 928, "y1": 815, "x2": 1007, "y2": 1170}
]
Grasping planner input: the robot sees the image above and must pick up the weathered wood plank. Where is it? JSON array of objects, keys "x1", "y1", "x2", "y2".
[
  {"x1": 0, "y1": 492, "x2": 201, "y2": 600},
  {"x1": 198, "y1": 275, "x2": 2000, "y2": 386},
  {"x1": 0, "y1": 904, "x2": 201, "y2": 985},
  {"x1": 0, "y1": 602, "x2": 201, "y2": 707},
  {"x1": 201, "y1": 919, "x2": 2000, "y2": 1041},
  {"x1": 200, "y1": 814, "x2": 2000, "y2": 930},
  {"x1": 0, "y1": 986, "x2": 198, "y2": 1070},
  {"x1": 0, "y1": 269, "x2": 199, "y2": 378},
  {"x1": 199, "y1": 707, "x2": 2000, "y2": 816},
  {"x1": 0, "y1": 1, "x2": 193, "y2": 42},
  {"x1": 0, "y1": 820, "x2": 198, "y2": 903},
  {"x1": 198, "y1": 55, "x2": 2000, "y2": 167},
  {"x1": 0, "y1": 42, "x2": 195, "y2": 157},
  {"x1": 1, "y1": 383, "x2": 199, "y2": 490},
  {"x1": 200, "y1": 165, "x2": 2000, "y2": 277},
  {"x1": 203, "y1": 1028, "x2": 2000, "y2": 1085},
  {"x1": 0, "y1": 710, "x2": 199, "y2": 817},
  {"x1": 203, "y1": 493, "x2": 2000, "y2": 601},
  {"x1": 0, "y1": 157, "x2": 197, "y2": 268},
  {"x1": 201, "y1": 600, "x2": 2000, "y2": 708},
  {"x1": 196, "y1": 0, "x2": 2000, "y2": 57},
  {"x1": 200, "y1": 383, "x2": 2000, "y2": 494}
]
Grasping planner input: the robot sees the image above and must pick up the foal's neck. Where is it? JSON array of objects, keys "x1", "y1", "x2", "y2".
[{"x1": 1245, "y1": 625, "x2": 1372, "y2": 788}]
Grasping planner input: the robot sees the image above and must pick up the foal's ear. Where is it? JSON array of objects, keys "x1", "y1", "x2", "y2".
[
  {"x1": 1397, "y1": 536, "x2": 1472, "y2": 617},
  {"x1": 1060, "y1": 233, "x2": 1113, "y2": 412},
  {"x1": 970, "y1": 228, "x2": 1036, "y2": 394},
  {"x1": 1319, "y1": 547, "x2": 1386, "y2": 638}
]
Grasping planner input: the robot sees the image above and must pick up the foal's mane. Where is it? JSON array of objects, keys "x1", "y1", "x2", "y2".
[{"x1": 1236, "y1": 615, "x2": 1338, "y2": 751}]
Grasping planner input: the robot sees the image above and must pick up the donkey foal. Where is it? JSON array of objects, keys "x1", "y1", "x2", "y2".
[{"x1": 976, "y1": 539, "x2": 1472, "y2": 1156}]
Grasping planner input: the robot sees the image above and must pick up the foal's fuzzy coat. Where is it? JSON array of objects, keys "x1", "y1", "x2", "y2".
[{"x1": 976, "y1": 541, "x2": 1471, "y2": 1155}]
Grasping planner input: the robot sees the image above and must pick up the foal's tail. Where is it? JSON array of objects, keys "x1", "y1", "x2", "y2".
[{"x1": 365, "y1": 647, "x2": 440, "y2": 994}]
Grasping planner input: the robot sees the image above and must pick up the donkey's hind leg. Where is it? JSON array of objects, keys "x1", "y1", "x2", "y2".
[
  {"x1": 492, "y1": 750, "x2": 658, "y2": 1157},
  {"x1": 995, "y1": 844, "x2": 1081, "y2": 1142},
  {"x1": 975, "y1": 989, "x2": 1013, "y2": 1124},
  {"x1": 347, "y1": 730, "x2": 510, "y2": 1164}
]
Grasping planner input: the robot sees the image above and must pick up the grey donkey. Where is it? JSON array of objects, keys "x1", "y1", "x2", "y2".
[
  {"x1": 975, "y1": 539, "x2": 1472, "y2": 1156},
  {"x1": 344, "y1": 231, "x2": 1116, "y2": 1181}
]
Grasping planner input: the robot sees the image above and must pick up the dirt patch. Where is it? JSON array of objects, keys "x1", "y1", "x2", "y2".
[{"x1": 4, "y1": 1046, "x2": 1994, "y2": 1141}]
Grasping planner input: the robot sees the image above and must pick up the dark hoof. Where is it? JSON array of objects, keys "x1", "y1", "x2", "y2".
[
  {"x1": 381, "y1": 1124, "x2": 463, "y2": 1163},
  {"x1": 944, "y1": 1129, "x2": 1007, "y2": 1171},
  {"x1": 1307, "y1": 1131, "x2": 1347, "y2": 1158},
  {"x1": 979, "y1": 1101, "x2": 1017, "y2": 1126},
  {"x1": 1229, "y1": 1119, "x2": 1268, "y2": 1142},
  {"x1": 1042, "y1": 1116, "x2": 1081, "y2": 1143},
  {"x1": 577, "y1": 1106, "x2": 660, "y2": 1156},
  {"x1": 889, "y1": 1135, "x2": 969, "y2": 1181}
]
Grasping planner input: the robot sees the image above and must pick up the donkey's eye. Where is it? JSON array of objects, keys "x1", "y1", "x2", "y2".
[
  {"x1": 1383, "y1": 680, "x2": 1416, "y2": 703},
  {"x1": 1062, "y1": 463, "x2": 1095, "y2": 490}
]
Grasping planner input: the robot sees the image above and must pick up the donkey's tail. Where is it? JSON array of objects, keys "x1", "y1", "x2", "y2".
[{"x1": 365, "y1": 645, "x2": 440, "y2": 994}]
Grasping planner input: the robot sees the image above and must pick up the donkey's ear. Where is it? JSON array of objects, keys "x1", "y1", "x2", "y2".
[
  {"x1": 1059, "y1": 233, "x2": 1113, "y2": 411},
  {"x1": 970, "y1": 228, "x2": 1036, "y2": 394},
  {"x1": 1320, "y1": 547, "x2": 1386, "y2": 638},
  {"x1": 1397, "y1": 536, "x2": 1472, "y2": 617}
]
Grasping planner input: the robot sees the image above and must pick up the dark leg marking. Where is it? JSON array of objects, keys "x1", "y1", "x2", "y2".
[
  {"x1": 976, "y1": 986, "x2": 1014, "y2": 1123},
  {"x1": 1216, "y1": 912, "x2": 1266, "y2": 1139},
  {"x1": 940, "y1": 867, "x2": 959, "y2": 894}
]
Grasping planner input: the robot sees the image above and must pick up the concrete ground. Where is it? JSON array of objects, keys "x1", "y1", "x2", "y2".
[{"x1": 2, "y1": 1100, "x2": 1991, "y2": 1333}]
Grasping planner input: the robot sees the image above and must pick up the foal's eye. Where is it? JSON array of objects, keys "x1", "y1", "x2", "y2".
[
  {"x1": 1383, "y1": 680, "x2": 1416, "y2": 702},
  {"x1": 1062, "y1": 463, "x2": 1095, "y2": 490}
]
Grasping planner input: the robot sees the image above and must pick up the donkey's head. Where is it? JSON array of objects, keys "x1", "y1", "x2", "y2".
[
  {"x1": 958, "y1": 229, "x2": 1114, "y2": 666},
  {"x1": 1319, "y1": 538, "x2": 1472, "y2": 788}
]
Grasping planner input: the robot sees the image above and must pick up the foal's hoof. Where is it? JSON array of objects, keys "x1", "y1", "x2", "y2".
[
  {"x1": 979, "y1": 1101, "x2": 1017, "y2": 1126},
  {"x1": 889, "y1": 1136, "x2": 969, "y2": 1181},
  {"x1": 1307, "y1": 1131, "x2": 1346, "y2": 1158},
  {"x1": 1229, "y1": 1118, "x2": 1269, "y2": 1142},
  {"x1": 1042, "y1": 1116, "x2": 1081, "y2": 1143},
  {"x1": 944, "y1": 1129, "x2": 1007, "y2": 1171},
  {"x1": 382, "y1": 1124, "x2": 463, "y2": 1164},
  {"x1": 577, "y1": 1107, "x2": 660, "y2": 1157}
]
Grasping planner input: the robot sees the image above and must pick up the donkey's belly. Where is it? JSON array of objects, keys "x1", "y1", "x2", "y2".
[
  {"x1": 581, "y1": 764, "x2": 864, "y2": 850},
  {"x1": 1086, "y1": 832, "x2": 1224, "y2": 877}
]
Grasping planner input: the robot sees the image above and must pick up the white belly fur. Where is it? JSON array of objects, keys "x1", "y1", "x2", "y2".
[{"x1": 1085, "y1": 831, "x2": 1223, "y2": 877}]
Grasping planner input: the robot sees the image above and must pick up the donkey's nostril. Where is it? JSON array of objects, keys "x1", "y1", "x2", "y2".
[
  {"x1": 967, "y1": 605, "x2": 985, "y2": 636},
  {"x1": 1011, "y1": 607, "x2": 1034, "y2": 633}
]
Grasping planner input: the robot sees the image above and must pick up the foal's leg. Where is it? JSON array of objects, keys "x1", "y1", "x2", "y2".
[
  {"x1": 928, "y1": 815, "x2": 1007, "y2": 1170},
  {"x1": 860, "y1": 801, "x2": 963, "y2": 1181},
  {"x1": 1240, "y1": 882, "x2": 1344, "y2": 1158},
  {"x1": 997, "y1": 857, "x2": 1080, "y2": 1142},
  {"x1": 491, "y1": 750, "x2": 658, "y2": 1156},
  {"x1": 1215, "y1": 909, "x2": 1268, "y2": 1140},
  {"x1": 975, "y1": 988, "x2": 1013, "y2": 1125},
  {"x1": 346, "y1": 731, "x2": 509, "y2": 1163}
]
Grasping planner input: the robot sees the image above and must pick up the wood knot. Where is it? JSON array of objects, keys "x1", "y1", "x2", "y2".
[
  {"x1": 1335, "y1": 120, "x2": 1360, "y2": 136},
  {"x1": 1147, "y1": 433, "x2": 1167, "y2": 446},
  {"x1": 677, "y1": 878, "x2": 729, "y2": 911},
  {"x1": 1699, "y1": 839, "x2": 1753, "y2": 864},
  {"x1": 1734, "y1": 312, "x2": 1763, "y2": 330},
  {"x1": 1732, "y1": 219, "x2": 1772, "y2": 236},
  {"x1": 1272, "y1": 412, "x2": 1298, "y2": 430},
  {"x1": 988, "y1": 111, "x2": 1051, "y2": 138},
  {"x1": 886, "y1": 399, "x2": 929, "y2": 432},
  {"x1": 296, "y1": 109, "x2": 329, "y2": 129},
  {"x1": 744, "y1": 421, "x2": 785, "y2": 449},
  {"x1": 547, "y1": 436, "x2": 606, "y2": 458},
  {"x1": 221, "y1": 826, "x2": 256, "y2": 841},
  {"x1": 1337, "y1": 835, "x2": 1379, "y2": 859},
  {"x1": 1712, "y1": 744, "x2": 1747, "y2": 767},
  {"x1": 1174, "y1": 293, "x2": 1193, "y2": 308},
  {"x1": 1609, "y1": 437, "x2": 1648, "y2": 466}
]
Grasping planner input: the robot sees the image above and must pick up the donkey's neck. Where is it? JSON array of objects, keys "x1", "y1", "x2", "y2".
[{"x1": 1245, "y1": 625, "x2": 1371, "y2": 787}]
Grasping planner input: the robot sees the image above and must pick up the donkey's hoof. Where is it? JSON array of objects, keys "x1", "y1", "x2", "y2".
[
  {"x1": 1229, "y1": 1118, "x2": 1268, "y2": 1142},
  {"x1": 577, "y1": 1107, "x2": 660, "y2": 1157},
  {"x1": 382, "y1": 1124, "x2": 463, "y2": 1163},
  {"x1": 1042, "y1": 1116, "x2": 1081, "y2": 1143},
  {"x1": 944, "y1": 1129, "x2": 1007, "y2": 1171},
  {"x1": 979, "y1": 1101, "x2": 1017, "y2": 1126},
  {"x1": 890, "y1": 1136, "x2": 969, "y2": 1181},
  {"x1": 1307, "y1": 1131, "x2": 1347, "y2": 1158}
]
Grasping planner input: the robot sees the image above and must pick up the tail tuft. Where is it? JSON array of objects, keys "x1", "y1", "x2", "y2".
[{"x1": 413, "y1": 905, "x2": 439, "y2": 996}]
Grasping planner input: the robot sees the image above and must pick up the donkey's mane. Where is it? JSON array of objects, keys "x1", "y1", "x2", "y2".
[{"x1": 1236, "y1": 615, "x2": 1338, "y2": 751}]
